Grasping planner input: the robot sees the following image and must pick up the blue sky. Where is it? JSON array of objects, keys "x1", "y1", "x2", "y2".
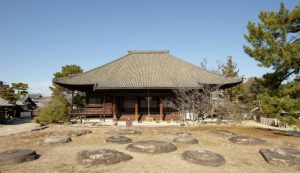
[{"x1": 0, "y1": 0, "x2": 299, "y2": 96}]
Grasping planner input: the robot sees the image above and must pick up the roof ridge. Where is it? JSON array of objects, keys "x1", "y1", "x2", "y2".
[
  {"x1": 54, "y1": 50, "x2": 170, "y2": 82},
  {"x1": 168, "y1": 53, "x2": 222, "y2": 76},
  {"x1": 53, "y1": 53, "x2": 132, "y2": 82},
  {"x1": 167, "y1": 53, "x2": 242, "y2": 83},
  {"x1": 128, "y1": 50, "x2": 169, "y2": 54}
]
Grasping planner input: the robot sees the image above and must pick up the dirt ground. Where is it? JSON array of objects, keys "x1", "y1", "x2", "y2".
[
  {"x1": 0, "y1": 119, "x2": 36, "y2": 136},
  {"x1": 0, "y1": 124, "x2": 299, "y2": 173}
]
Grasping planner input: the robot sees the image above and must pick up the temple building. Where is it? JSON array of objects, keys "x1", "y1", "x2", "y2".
[{"x1": 53, "y1": 50, "x2": 242, "y2": 121}]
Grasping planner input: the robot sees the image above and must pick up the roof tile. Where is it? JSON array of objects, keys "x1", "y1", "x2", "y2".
[{"x1": 53, "y1": 51, "x2": 242, "y2": 89}]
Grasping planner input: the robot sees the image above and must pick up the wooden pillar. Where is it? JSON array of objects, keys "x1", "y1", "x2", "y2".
[
  {"x1": 112, "y1": 96, "x2": 116, "y2": 119},
  {"x1": 134, "y1": 97, "x2": 138, "y2": 121},
  {"x1": 83, "y1": 92, "x2": 87, "y2": 107},
  {"x1": 103, "y1": 94, "x2": 106, "y2": 105},
  {"x1": 159, "y1": 98, "x2": 163, "y2": 121}
]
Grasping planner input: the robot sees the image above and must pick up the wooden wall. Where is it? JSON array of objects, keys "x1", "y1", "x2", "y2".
[{"x1": 83, "y1": 89, "x2": 179, "y2": 121}]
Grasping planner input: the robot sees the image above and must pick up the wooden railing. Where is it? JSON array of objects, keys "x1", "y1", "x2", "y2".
[{"x1": 70, "y1": 105, "x2": 112, "y2": 117}]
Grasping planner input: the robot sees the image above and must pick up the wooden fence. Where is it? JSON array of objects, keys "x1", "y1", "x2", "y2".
[{"x1": 259, "y1": 116, "x2": 286, "y2": 128}]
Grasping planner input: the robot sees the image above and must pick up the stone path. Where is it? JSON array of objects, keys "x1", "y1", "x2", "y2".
[
  {"x1": 260, "y1": 148, "x2": 300, "y2": 166},
  {"x1": 0, "y1": 149, "x2": 38, "y2": 166},
  {"x1": 77, "y1": 149, "x2": 132, "y2": 165},
  {"x1": 126, "y1": 140, "x2": 177, "y2": 154},
  {"x1": 182, "y1": 150, "x2": 226, "y2": 167},
  {"x1": 106, "y1": 136, "x2": 132, "y2": 144}
]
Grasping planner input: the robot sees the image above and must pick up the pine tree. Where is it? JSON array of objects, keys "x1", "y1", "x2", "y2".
[
  {"x1": 51, "y1": 64, "x2": 83, "y2": 109},
  {"x1": 219, "y1": 56, "x2": 242, "y2": 101},
  {"x1": 50, "y1": 64, "x2": 83, "y2": 96},
  {"x1": 243, "y1": 3, "x2": 300, "y2": 123},
  {"x1": 0, "y1": 83, "x2": 29, "y2": 101},
  {"x1": 244, "y1": 3, "x2": 300, "y2": 89}
]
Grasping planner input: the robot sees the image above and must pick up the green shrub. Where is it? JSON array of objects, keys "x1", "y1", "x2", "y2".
[
  {"x1": 276, "y1": 115, "x2": 300, "y2": 129},
  {"x1": 35, "y1": 95, "x2": 70, "y2": 123},
  {"x1": 73, "y1": 94, "x2": 84, "y2": 108},
  {"x1": 258, "y1": 93, "x2": 300, "y2": 117}
]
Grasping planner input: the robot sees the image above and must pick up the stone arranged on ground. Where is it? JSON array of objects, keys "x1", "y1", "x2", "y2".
[
  {"x1": 63, "y1": 122, "x2": 73, "y2": 126},
  {"x1": 106, "y1": 136, "x2": 132, "y2": 144},
  {"x1": 72, "y1": 129, "x2": 92, "y2": 137},
  {"x1": 39, "y1": 122, "x2": 47, "y2": 126},
  {"x1": 126, "y1": 140, "x2": 177, "y2": 154},
  {"x1": 273, "y1": 130, "x2": 300, "y2": 137},
  {"x1": 182, "y1": 150, "x2": 226, "y2": 167},
  {"x1": 209, "y1": 130, "x2": 237, "y2": 138},
  {"x1": 260, "y1": 148, "x2": 300, "y2": 166},
  {"x1": 106, "y1": 129, "x2": 142, "y2": 135},
  {"x1": 119, "y1": 129, "x2": 142, "y2": 135},
  {"x1": 165, "y1": 129, "x2": 191, "y2": 136},
  {"x1": 173, "y1": 134, "x2": 198, "y2": 144},
  {"x1": 0, "y1": 149, "x2": 38, "y2": 166},
  {"x1": 77, "y1": 149, "x2": 133, "y2": 165},
  {"x1": 30, "y1": 125, "x2": 48, "y2": 131},
  {"x1": 228, "y1": 136, "x2": 266, "y2": 145},
  {"x1": 43, "y1": 135, "x2": 72, "y2": 145}
]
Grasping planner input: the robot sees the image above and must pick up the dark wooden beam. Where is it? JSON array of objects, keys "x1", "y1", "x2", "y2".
[{"x1": 112, "y1": 96, "x2": 116, "y2": 119}]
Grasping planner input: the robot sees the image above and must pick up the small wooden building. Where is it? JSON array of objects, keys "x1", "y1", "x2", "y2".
[
  {"x1": 53, "y1": 50, "x2": 242, "y2": 121},
  {"x1": 0, "y1": 96, "x2": 15, "y2": 119},
  {"x1": 16, "y1": 95, "x2": 37, "y2": 118}
]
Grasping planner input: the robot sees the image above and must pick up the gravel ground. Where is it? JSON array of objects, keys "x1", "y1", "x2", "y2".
[
  {"x1": 0, "y1": 124, "x2": 299, "y2": 173},
  {"x1": 0, "y1": 119, "x2": 36, "y2": 136}
]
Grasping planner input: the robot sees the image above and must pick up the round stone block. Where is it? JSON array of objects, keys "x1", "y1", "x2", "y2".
[
  {"x1": 43, "y1": 135, "x2": 72, "y2": 145},
  {"x1": 106, "y1": 129, "x2": 142, "y2": 135},
  {"x1": 260, "y1": 148, "x2": 300, "y2": 166},
  {"x1": 182, "y1": 150, "x2": 225, "y2": 167},
  {"x1": 165, "y1": 129, "x2": 191, "y2": 136},
  {"x1": 173, "y1": 134, "x2": 198, "y2": 144},
  {"x1": 126, "y1": 140, "x2": 177, "y2": 154},
  {"x1": 77, "y1": 149, "x2": 133, "y2": 165},
  {"x1": 106, "y1": 136, "x2": 132, "y2": 144},
  {"x1": 72, "y1": 130, "x2": 92, "y2": 137},
  {"x1": 228, "y1": 136, "x2": 266, "y2": 145},
  {"x1": 209, "y1": 130, "x2": 237, "y2": 138},
  {"x1": 30, "y1": 126, "x2": 48, "y2": 131},
  {"x1": 0, "y1": 149, "x2": 38, "y2": 166}
]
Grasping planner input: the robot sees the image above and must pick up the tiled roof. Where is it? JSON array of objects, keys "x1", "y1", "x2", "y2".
[
  {"x1": 28, "y1": 93, "x2": 43, "y2": 99},
  {"x1": 53, "y1": 50, "x2": 242, "y2": 89},
  {"x1": 0, "y1": 97, "x2": 14, "y2": 106}
]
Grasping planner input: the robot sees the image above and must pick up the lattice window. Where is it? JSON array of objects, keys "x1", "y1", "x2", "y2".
[{"x1": 88, "y1": 97, "x2": 101, "y2": 104}]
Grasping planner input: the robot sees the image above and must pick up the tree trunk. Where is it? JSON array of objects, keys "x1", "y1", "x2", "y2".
[{"x1": 71, "y1": 90, "x2": 74, "y2": 109}]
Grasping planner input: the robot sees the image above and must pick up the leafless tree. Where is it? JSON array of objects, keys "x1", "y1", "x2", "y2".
[
  {"x1": 166, "y1": 84, "x2": 221, "y2": 123},
  {"x1": 200, "y1": 58, "x2": 208, "y2": 69}
]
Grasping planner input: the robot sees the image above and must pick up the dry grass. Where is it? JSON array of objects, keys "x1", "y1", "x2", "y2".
[{"x1": 0, "y1": 125, "x2": 299, "y2": 173}]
